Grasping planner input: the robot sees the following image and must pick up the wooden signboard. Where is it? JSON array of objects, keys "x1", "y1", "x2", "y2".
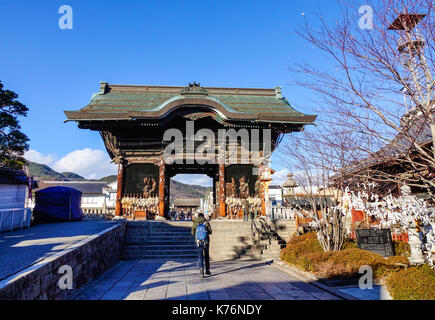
[{"x1": 355, "y1": 229, "x2": 395, "y2": 257}]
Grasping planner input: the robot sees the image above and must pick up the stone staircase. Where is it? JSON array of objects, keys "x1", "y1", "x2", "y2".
[
  {"x1": 251, "y1": 229, "x2": 287, "y2": 260},
  {"x1": 121, "y1": 221, "x2": 197, "y2": 260},
  {"x1": 120, "y1": 220, "x2": 295, "y2": 261}
]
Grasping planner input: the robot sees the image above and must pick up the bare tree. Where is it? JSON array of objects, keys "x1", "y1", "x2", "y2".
[
  {"x1": 288, "y1": 0, "x2": 434, "y2": 194},
  {"x1": 280, "y1": 126, "x2": 353, "y2": 251},
  {"x1": 280, "y1": 0, "x2": 435, "y2": 261}
]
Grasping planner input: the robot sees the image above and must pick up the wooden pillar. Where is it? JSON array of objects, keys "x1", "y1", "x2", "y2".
[
  {"x1": 212, "y1": 175, "x2": 217, "y2": 206},
  {"x1": 261, "y1": 184, "x2": 266, "y2": 216},
  {"x1": 262, "y1": 181, "x2": 271, "y2": 216},
  {"x1": 158, "y1": 159, "x2": 166, "y2": 217},
  {"x1": 219, "y1": 164, "x2": 226, "y2": 217},
  {"x1": 115, "y1": 162, "x2": 124, "y2": 216},
  {"x1": 164, "y1": 170, "x2": 170, "y2": 218}
]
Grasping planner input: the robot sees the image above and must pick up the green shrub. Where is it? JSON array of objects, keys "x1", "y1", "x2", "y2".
[
  {"x1": 386, "y1": 264, "x2": 435, "y2": 300},
  {"x1": 281, "y1": 232, "x2": 323, "y2": 265},
  {"x1": 342, "y1": 237, "x2": 357, "y2": 249},
  {"x1": 393, "y1": 241, "x2": 411, "y2": 257},
  {"x1": 281, "y1": 232, "x2": 409, "y2": 280},
  {"x1": 385, "y1": 255, "x2": 409, "y2": 266}
]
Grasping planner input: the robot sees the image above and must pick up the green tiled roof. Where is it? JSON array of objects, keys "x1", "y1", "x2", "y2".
[{"x1": 64, "y1": 82, "x2": 316, "y2": 124}]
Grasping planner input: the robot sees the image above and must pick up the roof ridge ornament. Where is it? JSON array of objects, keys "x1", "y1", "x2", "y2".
[
  {"x1": 180, "y1": 81, "x2": 209, "y2": 96},
  {"x1": 275, "y1": 86, "x2": 282, "y2": 99},
  {"x1": 99, "y1": 81, "x2": 108, "y2": 95}
]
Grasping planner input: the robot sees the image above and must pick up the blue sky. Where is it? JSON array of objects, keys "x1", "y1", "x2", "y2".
[{"x1": 0, "y1": 0, "x2": 348, "y2": 185}]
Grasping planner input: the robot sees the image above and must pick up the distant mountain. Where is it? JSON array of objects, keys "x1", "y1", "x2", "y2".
[
  {"x1": 98, "y1": 175, "x2": 117, "y2": 182},
  {"x1": 170, "y1": 180, "x2": 212, "y2": 201},
  {"x1": 60, "y1": 172, "x2": 86, "y2": 181},
  {"x1": 26, "y1": 161, "x2": 69, "y2": 181}
]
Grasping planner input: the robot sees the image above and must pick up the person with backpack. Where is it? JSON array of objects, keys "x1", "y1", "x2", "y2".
[{"x1": 191, "y1": 212, "x2": 212, "y2": 277}]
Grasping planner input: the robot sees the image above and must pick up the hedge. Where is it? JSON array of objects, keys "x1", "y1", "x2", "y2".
[
  {"x1": 281, "y1": 232, "x2": 435, "y2": 300},
  {"x1": 281, "y1": 232, "x2": 409, "y2": 279},
  {"x1": 386, "y1": 264, "x2": 435, "y2": 300}
]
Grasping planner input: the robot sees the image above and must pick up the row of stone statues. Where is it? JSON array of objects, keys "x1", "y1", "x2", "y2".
[
  {"x1": 227, "y1": 176, "x2": 262, "y2": 199},
  {"x1": 121, "y1": 194, "x2": 159, "y2": 211}
]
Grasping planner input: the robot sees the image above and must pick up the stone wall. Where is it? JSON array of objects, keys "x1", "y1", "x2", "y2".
[
  {"x1": 209, "y1": 220, "x2": 296, "y2": 261},
  {"x1": 0, "y1": 221, "x2": 126, "y2": 300},
  {"x1": 265, "y1": 219, "x2": 297, "y2": 243},
  {"x1": 209, "y1": 221, "x2": 257, "y2": 261}
]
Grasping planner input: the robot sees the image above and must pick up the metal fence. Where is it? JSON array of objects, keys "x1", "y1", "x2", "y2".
[
  {"x1": 81, "y1": 207, "x2": 111, "y2": 220},
  {"x1": 0, "y1": 208, "x2": 32, "y2": 233},
  {"x1": 82, "y1": 212, "x2": 108, "y2": 220},
  {"x1": 268, "y1": 207, "x2": 295, "y2": 220}
]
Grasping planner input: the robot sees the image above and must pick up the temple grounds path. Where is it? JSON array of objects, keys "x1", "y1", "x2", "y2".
[
  {"x1": 0, "y1": 220, "x2": 118, "y2": 281},
  {"x1": 75, "y1": 259, "x2": 344, "y2": 300}
]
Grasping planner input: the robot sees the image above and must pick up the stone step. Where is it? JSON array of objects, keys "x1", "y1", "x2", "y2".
[
  {"x1": 124, "y1": 240, "x2": 196, "y2": 245},
  {"x1": 121, "y1": 250, "x2": 198, "y2": 256},
  {"x1": 125, "y1": 237, "x2": 194, "y2": 242},
  {"x1": 147, "y1": 226, "x2": 192, "y2": 230},
  {"x1": 121, "y1": 220, "x2": 292, "y2": 260},
  {"x1": 260, "y1": 249, "x2": 282, "y2": 255},
  {"x1": 127, "y1": 231, "x2": 192, "y2": 237},
  {"x1": 126, "y1": 235, "x2": 190, "y2": 240},
  {"x1": 123, "y1": 244, "x2": 197, "y2": 250},
  {"x1": 127, "y1": 228, "x2": 192, "y2": 233},
  {"x1": 121, "y1": 254, "x2": 198, "y2": 260},
  {"x1": 146, "y1": 235, "x2": 194, "y2": 240}
]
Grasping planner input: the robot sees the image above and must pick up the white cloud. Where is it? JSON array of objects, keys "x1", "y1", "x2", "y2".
[
  {"x1": 270, "y1": 168, "x2": 290, "y2": 186},
  {"x1": 25, "y1": 148, "x2": 117, "y2": 180},
  {"x1": 24, "y1": 150, "x2": 57, "y2": 167},
  {"x1": 172, "y1": 174, "x2": 212, "y2": 187}
]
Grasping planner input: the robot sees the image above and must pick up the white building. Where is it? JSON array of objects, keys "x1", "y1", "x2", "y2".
[
  {"x1": 0, "y1": 167, "x2": 32, "y2": 232},
  {"x1": 268, "y1": 185, "x2": 283, "y2": 207}
]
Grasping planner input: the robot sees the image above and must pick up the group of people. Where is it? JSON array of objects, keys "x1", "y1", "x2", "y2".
[{"x1": 168, "y1": 208, "x2": 195, "y2": 221}]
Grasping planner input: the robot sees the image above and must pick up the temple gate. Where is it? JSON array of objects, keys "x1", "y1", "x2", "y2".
[{"x1": 65, "y1": 82, "x2": 316, "y2": 219}]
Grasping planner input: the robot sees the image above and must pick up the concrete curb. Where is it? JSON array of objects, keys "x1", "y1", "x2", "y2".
[{"x1": 270, "y1": 260, "x2": 359, "y2": 300}]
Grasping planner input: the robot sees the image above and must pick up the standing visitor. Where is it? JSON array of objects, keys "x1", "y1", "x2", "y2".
[
  {"x1": 250, "y1": 204, "x2": 255, "y2": 221},
  {"x1": 242, "y1": 200, "x2": 249, "y2": 222},
  {"x1": 191, "y1": 213, "x2": 212, "y2": 277}
]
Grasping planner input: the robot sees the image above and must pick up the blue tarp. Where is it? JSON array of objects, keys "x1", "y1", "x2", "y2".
[{"x1": 33, "y1": 186, "x2": 83, "y2": 222}]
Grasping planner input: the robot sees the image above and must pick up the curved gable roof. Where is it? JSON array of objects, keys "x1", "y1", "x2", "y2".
[{"x1": 64, "y1": 82, "x2": 316, "y2": 125}]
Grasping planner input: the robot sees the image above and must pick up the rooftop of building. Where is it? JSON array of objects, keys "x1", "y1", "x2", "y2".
[
  {"x1": 36, "y1": 181, "x2": 109, "y2": 194},
  {"x1": 64, "y1": 82, "x2": 317, "y2": 126},
  {"x1": 0, "y1": 167, "x2": 28, "y2": 185},
  {"x1": 174, "y1": 198, "x2": 201, "y2": 207}
]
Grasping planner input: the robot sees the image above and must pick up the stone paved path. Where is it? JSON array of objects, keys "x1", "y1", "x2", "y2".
[
  {"x1": 75, "y1": 259, "x2": 342, "y2": 300},
  {"x1": 0, "y1": 220, "x2": 117, "y2": 281}
]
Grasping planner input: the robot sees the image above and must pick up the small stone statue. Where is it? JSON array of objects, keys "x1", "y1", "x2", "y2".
[{"x1": 239, "y1": 176, "x2": 249, "y2": 199}]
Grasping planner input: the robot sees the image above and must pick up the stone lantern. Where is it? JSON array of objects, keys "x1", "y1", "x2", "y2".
[{"x1": 282, "y1": 173, "x2": 298, "y2": 206}]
